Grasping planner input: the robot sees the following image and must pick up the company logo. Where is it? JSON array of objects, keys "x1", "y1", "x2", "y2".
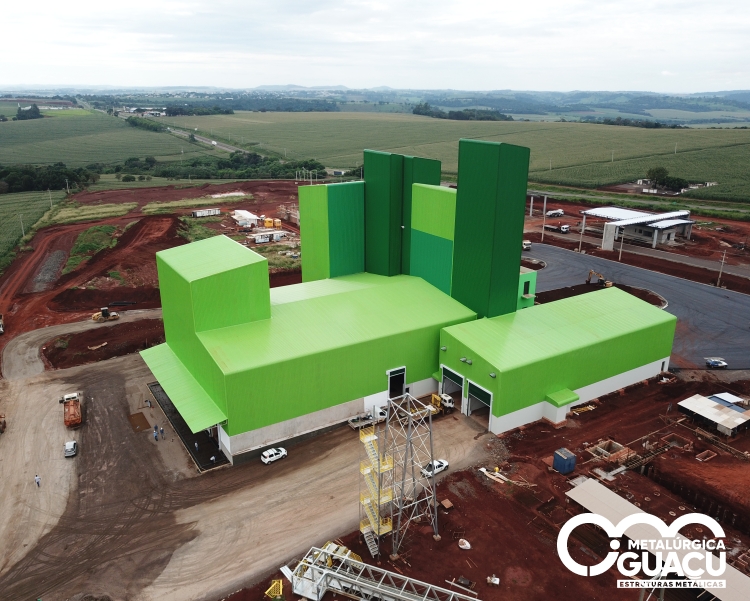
[{"x1": 557, "y1": 512, "x2": 727, "y2": 587}]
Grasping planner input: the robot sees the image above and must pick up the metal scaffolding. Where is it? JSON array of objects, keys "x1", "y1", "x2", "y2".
[
  {"x1": 384, "y1": 394, "x2": 440, "y2": 559},
  {"x1": 359, "y1": 425, "x2": 393, "y2": 557},
  {"x1": 282, "y1": 542, "x2": 479, "y2": 601}
]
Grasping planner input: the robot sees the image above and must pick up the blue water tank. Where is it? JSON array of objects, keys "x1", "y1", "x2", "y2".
[{"x1": 553, "y1": 448, "x2": 576, "y2": 475}]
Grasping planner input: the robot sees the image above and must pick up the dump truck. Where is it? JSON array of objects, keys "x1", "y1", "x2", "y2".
[
  {"x1": 91, "y1": 307, "x2": 119, "y2": 323},
  {"x1": 59, "y1": 392, "x2": 82, "y2": 428},
  {"x1": 586, "y1": 270, "x2": 613, "y2": 287},
  {"x1": 0, "y1": 313, "x2": 4, "y2": 335},
  {"x1": 430, "y1": 393, "x2": 456, "y2": 416},
  {"x1": 543, "y1": 224, "x2": 570, "y2": 234}
]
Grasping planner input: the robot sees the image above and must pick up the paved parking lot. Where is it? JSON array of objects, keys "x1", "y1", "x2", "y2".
[{"x1": 528, "y1": 244, "x2": 750, "y2": 369}]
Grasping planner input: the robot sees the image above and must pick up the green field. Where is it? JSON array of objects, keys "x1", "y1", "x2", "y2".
[
  {"x1": 163, "y1": 112, "x2": 750, "y2": 201},
  {"x1": 0, "y1": 189, "x2": 66, "y2": 273},
  {"x1": 0, "y1": 110, "x2": 218, "y2": 167}
]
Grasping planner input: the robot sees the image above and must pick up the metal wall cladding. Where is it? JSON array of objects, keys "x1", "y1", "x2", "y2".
[
  {"x1": 402, "y1": 156, "x2": 442, "y2": 274},
  {"x1": 410, "y1": 229, "x2": 453, "y2": 295},
  {"x1": 212, "y1": 275, "x2": 476, "y2": 435},
  {"x1": 364, "y1": 150, "x2": 403, "y2": 276},
  {"x1": 517, "y1": 270, "x2": 537, "y2": 310},
  {"x1": 411, "y1": 184, "x2": 456, "y2": 241},
  {"x1": 440, "y1": 287, "x2": 677, "y2": 419},
  {"x1": 328, "y1": 181, "x2": 365, "y2": 278},
  {"x1": 451, "y1": 140, "x2": 530, "y2": 319},
  {"x1": 299, "y1": 184, "x2": 330, "y2": 282}
]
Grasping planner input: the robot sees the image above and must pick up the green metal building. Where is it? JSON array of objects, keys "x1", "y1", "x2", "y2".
[{"x1": 141, "y1": 139, "x2": 675, "y2": 462}]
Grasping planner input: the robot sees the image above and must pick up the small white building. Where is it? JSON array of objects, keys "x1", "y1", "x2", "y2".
[{"x1": 232, "y1": 210, "x2": 260, "y2": 227}]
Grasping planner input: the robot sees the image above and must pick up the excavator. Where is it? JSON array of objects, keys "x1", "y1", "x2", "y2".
[
  {"x1": 91, "y1": 307, "x2": 120, "y2": 323},
  {"x1": 586, "y1": 270, "x2": 614, "y2": 288}
]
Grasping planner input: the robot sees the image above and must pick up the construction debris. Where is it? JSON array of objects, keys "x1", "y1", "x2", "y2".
[
  {"x1": 570, "y1": 404, "x2": 596, "y2": 415},
  {"x1": 479, "y1": 467, "x2": 537, "y2": 488},
  {"x1": 458, "y1": 539, "x2": 471, "y2": 550},
  {"x1": 87, "y1": 342, "x2": 108, "y2": 351}
]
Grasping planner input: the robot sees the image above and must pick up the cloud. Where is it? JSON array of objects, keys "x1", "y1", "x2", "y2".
[{"x1": 2, "y1": 0, "x2": 749, "y2": 92}]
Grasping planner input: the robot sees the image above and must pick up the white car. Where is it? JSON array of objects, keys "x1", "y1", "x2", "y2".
[
  {"x1": 421, "y1": 459, "x2": 449, "y2": 479},
  {"x1": 260, "y1": 447, "x2": 287, "y2": 464},
  {"x1": 64, "y1": 441, "x2": 78, "y2": 458}
]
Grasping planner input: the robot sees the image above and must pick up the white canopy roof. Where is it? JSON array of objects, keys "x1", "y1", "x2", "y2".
[
  {"x1": 648, "y1": 219, "x2": 694, "y2": 230},
  {"x1": 582, "y1": 207, "x2": 648, "y2": 220},
  {"x1": 232, "y1": 210, "x2": 260, "y2": 220}
]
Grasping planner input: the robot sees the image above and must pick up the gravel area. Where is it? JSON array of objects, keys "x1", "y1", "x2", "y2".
[{"x1": 30, "y1": 250, "x2": 67, "y2": 292}]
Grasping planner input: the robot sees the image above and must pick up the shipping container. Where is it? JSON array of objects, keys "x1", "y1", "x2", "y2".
[
  {"x1": 553, "y1": 448, "x2": 576, "y2": 474},
  {"x1": 273, "y1": 218, "x2": 282, "y2": 228},
  {"x1": 191, "y1": 208, "x2": 221, "y2": 218},
  {"x1": 264, "y1": 218, "x2": 274, "y2": 228}
]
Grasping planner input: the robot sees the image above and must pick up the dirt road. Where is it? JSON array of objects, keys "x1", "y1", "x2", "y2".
[
  {"x1": 2, "y1": 309, "x2": 162, "y2": 380},
  {"x1": 0, "y1": 350, "x2": 488, "y2": 600}
]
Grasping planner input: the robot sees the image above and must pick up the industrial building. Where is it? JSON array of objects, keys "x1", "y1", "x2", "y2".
[
  {"x1": 580, "y1": 206, "x2": 694, "y2": 250},
  {"x1": 678, "y1": 392, "x2": 750, "y2": 436},
  {"x1": 141, "y1": 140, "x2": 676, "y2": 463}
]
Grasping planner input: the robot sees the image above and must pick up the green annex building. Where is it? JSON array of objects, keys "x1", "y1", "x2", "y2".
[{"x1": 141, "y1": 139, "x2": 676, "y2": 463}]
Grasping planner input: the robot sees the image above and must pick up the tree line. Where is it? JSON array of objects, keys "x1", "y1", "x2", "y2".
[
  {"x1": 0, "y1": 163, "x2": 99, "y2": 194},
  {"x1": 413, "y1": 102, "x2": 513, "y2": 121},
  {"x1": 646, "y1": 167, "x2": 690, "y2": 191}
]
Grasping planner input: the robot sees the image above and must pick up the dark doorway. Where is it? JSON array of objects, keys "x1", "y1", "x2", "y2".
[{"x1": 388, "y1": 367, "x2": 406, "y2": 399}]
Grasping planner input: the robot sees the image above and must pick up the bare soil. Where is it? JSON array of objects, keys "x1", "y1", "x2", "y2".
[
  {"x1": 225, "y1": 374, "x2": 750, "y2": 601},
  {"x1": 42, "y1": 318, "x2": 165, "y2": 369},
  {"x1": 535, "y1": 283, "x2": 664, "y2": 306}
]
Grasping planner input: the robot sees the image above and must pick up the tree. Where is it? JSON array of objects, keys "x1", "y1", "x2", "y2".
[
  {"x1": 646, "y1": 166, "x2": 669, "y2": 185},
  {"x1": 0, "y1": 114, "x2": 6, "y2": 122},
  {"x1": 144, "y1": 156, "x2": 157, "y2": 167},
  {"x1": 188, "y1": 133, "x2": 196, "y2": 142},
  {"x1": 15, "y1": 103, "x2": 43, "y2": 121}
]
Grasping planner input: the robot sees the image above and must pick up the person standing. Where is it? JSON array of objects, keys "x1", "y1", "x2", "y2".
[
  {"x1": 34, "y1": 475, "x2": 41, "y2": 487},
  {"x1": 160, "y1": 427, "x2": 165, "y2": 439},
  {"x1": 194, "y1": 441, "x2": 199, "y2": 452},
  {"x1": 154, "y1": 431, "x2": 159, "y2": 442}
]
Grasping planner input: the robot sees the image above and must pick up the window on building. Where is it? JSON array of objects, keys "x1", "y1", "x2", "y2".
[{"x1": 523, "y1": 280, "x2": 530, "y2": 295}]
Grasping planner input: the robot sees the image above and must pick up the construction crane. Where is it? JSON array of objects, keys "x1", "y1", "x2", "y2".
[{"x1": 586, "y1": 270, "x2": 613, "y2": 288}]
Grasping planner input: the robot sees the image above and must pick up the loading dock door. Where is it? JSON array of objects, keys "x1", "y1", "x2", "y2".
[
  {"x1": 442, "y1": 368, "x2": 463, "y2": 388},
  {"x1": 468, "y1": 383, "x2": 491, "y2": 407},
  {"x1": 388, "y1": 367, "x2": 406, "y2": 399}
]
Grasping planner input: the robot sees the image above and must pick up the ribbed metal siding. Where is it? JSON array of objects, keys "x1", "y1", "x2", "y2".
[{"x1": 402, "y1": 156, "x2": 442, "y2": 274}]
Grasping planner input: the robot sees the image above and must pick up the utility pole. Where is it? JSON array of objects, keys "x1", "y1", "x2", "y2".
[
  {"x1": 65, "y1": 179, "x2": 70, "y2": 194},
  {"x1": 717, "y1": 250, "x2": 727, "y2": 287},
  {"x1": 611, "y1": 150, "x2": 614, "y2": 163},
  {"x1": 529, "y1": 195, "x2": 534, "y2": 216},
  {"x1": 675, "y1": 143, "x2": 677, "y2": 154},
  {"x1": 541, "y1": 196, "x2": 547, "y2": 242},
  {"x1": 549, "y1": 159, "x2": 552, "y2": 171},
  {"x1": 19, "y1": 214, "x2": 25, "y2": 237},
  {"x1": 48, "y1": 189, "x2": 53, "y2": 210}
]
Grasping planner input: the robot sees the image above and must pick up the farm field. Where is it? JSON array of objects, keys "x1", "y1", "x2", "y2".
[
  {"x1": 0, "y1": 110, "x2": 214, "y2": 167},
  {"x1": 162, "y1": 111, "x2": 750, "y2": 201},
  {"x1": 0, "y1": 189, "x2": 66, "y2": 272}
]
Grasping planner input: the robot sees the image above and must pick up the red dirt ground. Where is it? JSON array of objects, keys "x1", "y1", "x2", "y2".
[
  {"x1": 0, "y1": 181, "x2": 304, "y2": 369},
  {"x1": 224, "y1": 375, "x2": 750, "y2": 601},
  {"x1": 525, "y1": 196, "x2": 750, "y2": 267},
  {"x1": 535, "y1": 283, "x2": 664, "y2": 307},
  {"x1": 41, "y1": 318, "x2": 165, "y2": 369}
]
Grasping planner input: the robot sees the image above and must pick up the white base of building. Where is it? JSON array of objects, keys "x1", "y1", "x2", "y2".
[
  {"x1": 219, "y1": 377, "x2": 438, "y2": 462},
  {"x1": 488, "y1": 357, "x2": 669, "y2": 435}
]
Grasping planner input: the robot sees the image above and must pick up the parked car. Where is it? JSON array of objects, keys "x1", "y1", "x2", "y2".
[
  {"x1": 64, "y1": 441, "x2": 78, "y2": 458},
  {"x1": 706, "y1": 358, "x2": 728, "y2": 369},
  {"x1": 260, "y1": 447, "x2": 287, "y2": 464},
  {"x1": 522, "y1": 240, "x2": 532, "y2": 251},
  {"x1": 421, "y1": 459, "x2": 449, "y2": 478}
]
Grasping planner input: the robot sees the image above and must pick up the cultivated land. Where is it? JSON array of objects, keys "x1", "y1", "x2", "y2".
[
  {"x1": 159, "y1": 112, "x2": 750, "y2": 200},
  {"x1": 0, "y1": 110, "x2": 213, "y2": 166}
]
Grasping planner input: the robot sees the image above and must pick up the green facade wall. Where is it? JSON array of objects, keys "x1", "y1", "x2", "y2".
[
  {"x1": 299, "y1": 182, "x2": 365, "y2": 282},
  {"x1": 410, "y1": 184, "x2": 457, "y2": 295},
  {"x1": 439, "y1": 288, "x2": 676, "y2": 420},
  {"x1": 451, "y1": 140, "x2": 530, "y2": 319},
  {"x1": 364, "y1": 150, "x2": 403, "y2": 276},
  {"x1": 517, "y1": 269, "x2": 537, "y2": 310},
  {"x1": 299, "y1": 185, "x2": 330, "y2": 282},
  {"x1": 402, "y1": 156, "x2": 442, "y2": 274}
]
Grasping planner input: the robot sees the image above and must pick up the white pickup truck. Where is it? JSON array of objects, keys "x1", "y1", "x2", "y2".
[{"x1": 348, "y1": 407, "x2": 388, "y2": 429}]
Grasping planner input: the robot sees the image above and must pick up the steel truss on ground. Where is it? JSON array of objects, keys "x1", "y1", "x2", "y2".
[
  {"x1": 282, "y1": 543, "x2": 479, "y2": 601},
  {"x1": 383, "y1": 393, "x2": 440, "y2": 558}
]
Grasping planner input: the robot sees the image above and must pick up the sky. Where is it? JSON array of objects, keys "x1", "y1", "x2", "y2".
[{"x1": 3, "y1": 0, "x2": 748, "y2": 92}]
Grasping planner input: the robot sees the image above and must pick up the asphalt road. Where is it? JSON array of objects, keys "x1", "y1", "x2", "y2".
[
  {"x1": 167, "y1": 128, "x2": 244, "y2": 153},
  {"x1": 527, "y1": 244, "x2": 750, "y2": 370}
]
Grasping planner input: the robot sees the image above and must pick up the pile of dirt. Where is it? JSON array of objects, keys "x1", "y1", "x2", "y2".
[
  {"x1": 520, "y1": 257, "x2": 544, "y2": 271},
  {"x1": 49, "y1": 288, "x2": 162, "y2": 312},
  {"x1": 535, "y1": 283, "x2": 664, "y2": 307},
  {"x1": 42, "y1": 319, "x2": 164, "y2": 369}
]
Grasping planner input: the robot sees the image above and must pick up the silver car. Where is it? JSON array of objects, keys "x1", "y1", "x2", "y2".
[{"x1": 64, "y1": 441, "x2": 78, "y2": 457}]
